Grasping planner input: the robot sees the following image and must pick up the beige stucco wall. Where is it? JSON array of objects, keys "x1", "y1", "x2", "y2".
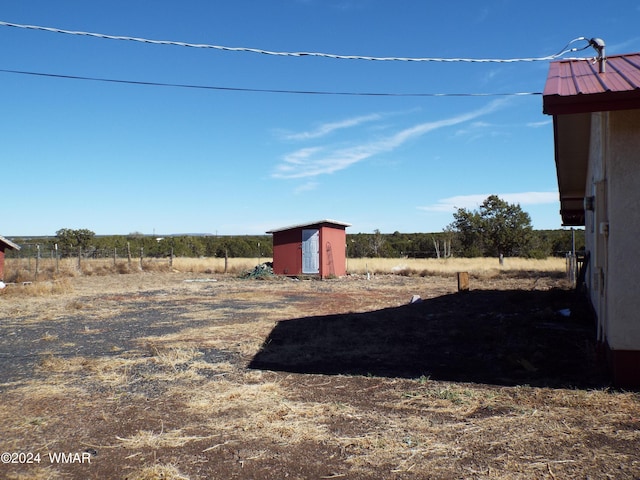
[
  {"x1": 587, "y1": 109, "x2": 640, "y2": 350},
  {"x1": 585, "y1": 112, "x2": 606, "y2": 340},
  {"x1": 606, "y1": 109, "x2": 640, "y2": 350}
]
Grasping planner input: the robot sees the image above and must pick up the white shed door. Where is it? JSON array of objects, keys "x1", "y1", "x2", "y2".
[{"x1": 302, "y1": 229, "x2": 320, "y2": 274}]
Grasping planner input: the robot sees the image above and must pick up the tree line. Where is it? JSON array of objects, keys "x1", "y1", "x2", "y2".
[
  {"x1": 6, "y1": 196, "x2": 583, "y2": 260},
  {"x1": 7, "y1": 229, "x2": 582, "y2": 262}
]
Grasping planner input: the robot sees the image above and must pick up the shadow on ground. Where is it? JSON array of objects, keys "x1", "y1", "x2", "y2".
[{"x1": 249, "y1": 288, "x2": 610, "y2": 389}]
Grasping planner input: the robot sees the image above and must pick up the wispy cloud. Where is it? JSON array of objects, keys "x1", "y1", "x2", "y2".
[
  {"x1": 527, "y1": 119, "x2": 552, "y2": 128},
  {"x1": 273, "y1": 99, "x2": 507, "y2": 179},
  {"x1": 282, "y1": 113, "x2": 383, "y2": 141},
  {"x1": 294, "y1": 181, "x2": 319, "y2": 194},
  {"x1": 419, "y1": 192, "x2": 559, "y2": 213}
]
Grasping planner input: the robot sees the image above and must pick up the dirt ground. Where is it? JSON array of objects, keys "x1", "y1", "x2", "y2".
[{"x1": 0, "y1": 270, "x2": 639, "y2": 479}]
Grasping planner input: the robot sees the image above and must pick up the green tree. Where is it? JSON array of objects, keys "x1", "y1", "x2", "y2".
[
  {"x1": 54, "y1": 228, "x2": 96, "y2": 256},
  {"x1": 449, "y1": 195, "x2": 533, "y2": 257},
  {"x1": 449, "y1": 208, "x2": 484, "y2": 257}
]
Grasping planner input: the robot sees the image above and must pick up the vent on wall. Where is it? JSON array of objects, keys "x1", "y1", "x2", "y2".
[{"x1": 584, "y1": 196, "x2": 595, "y2": 211}]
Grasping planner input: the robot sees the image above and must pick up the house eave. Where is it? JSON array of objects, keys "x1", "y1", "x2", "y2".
[
  {"x1": 550, "y1": 114, "x2": 590, "y2": 226},
  {"x1": 544, "y1": 92, "x2": 640, "y2": 116}
]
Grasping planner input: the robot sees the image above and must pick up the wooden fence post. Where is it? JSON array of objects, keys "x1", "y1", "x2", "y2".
[
  {"x1": 35, "y1": 244, "x2": 40, "y2": 281},
  {"x1": 457, "y1": 272, "x2": 469, "y2": 292}
]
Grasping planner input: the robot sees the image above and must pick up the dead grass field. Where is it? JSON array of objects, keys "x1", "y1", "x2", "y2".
[
  {"x1": 0, "y1": 259, "x2": 638, "y2": 479},
  {"x1": 4, "y1": 255, "x2": 566, "y2": 284}
]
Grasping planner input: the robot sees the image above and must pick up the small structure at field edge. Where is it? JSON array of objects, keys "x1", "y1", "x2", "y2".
[
  {"x1": 267, "y1": 220, "x2": 351, "y2": 278},
  {"x1": 0, "y1": 235, "x2": 21, "y2": 282}
]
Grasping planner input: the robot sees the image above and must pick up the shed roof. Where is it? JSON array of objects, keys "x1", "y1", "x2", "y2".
[
  {"x1": 543, "y1": 52, "x2": 640, "y2": 226},
  {"x1": 543, "y1": 53, "x2": 640, "y2": 115},
  {"x1": 0, "y1": 235, "x2": 20, "y2": 251},
  {"x1": 266, "y1": 219, "x2": 351, "y2": 234}
]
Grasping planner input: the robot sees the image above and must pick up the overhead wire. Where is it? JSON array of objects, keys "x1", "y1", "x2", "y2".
[
  {"x1": 0, "y1": 20, "x2": 596, "y2": 97},
  {"x1": 0, "y1": 20, "x2": 592, "y2": 63},
  {"x1": 0, "y1": 68, "x2": 543, "y2": 97}
]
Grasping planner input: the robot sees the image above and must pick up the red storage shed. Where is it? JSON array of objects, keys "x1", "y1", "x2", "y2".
[
  {"x1": 267, "y1": 220, "x2": 350, "y2": 278},
  {"x1": 0, "y1": 235, "x2": 20, "y2": 282}
]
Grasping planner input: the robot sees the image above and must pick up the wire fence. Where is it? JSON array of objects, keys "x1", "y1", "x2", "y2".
[
  {"x1": 7, "y1": 244, "x2": 172, "y2": 280},
  {"x1": 5, "y1": 243, "x2": 272, "y2": 283}
]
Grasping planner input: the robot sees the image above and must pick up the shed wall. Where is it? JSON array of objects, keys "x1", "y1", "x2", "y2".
[
  {"x1": 271, "y1": 224, "x2": 348, "y2": 277},
  {"x1": 319, "y1": 226, "x2": 347, "y2": 277},
  {"x1": 0, "y1": 248, "x2": 5, "y2": 281},
  {"x1": 272, "y1": 228, "x2": 302, "y2": 276}
]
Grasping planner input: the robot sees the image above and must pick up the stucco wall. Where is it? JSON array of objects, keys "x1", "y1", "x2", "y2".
[
  {"x1": 588, "y1": 109, "x2": 640, "y2": 350},
  {"x1": 606, "y1": 109, "x2": 640, "y2": 350},
  {"x1": 585, "y1": 112, "x2": 607, "y2": 337}
]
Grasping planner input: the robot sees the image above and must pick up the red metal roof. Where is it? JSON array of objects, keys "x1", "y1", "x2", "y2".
[{"x1": 543, "y1": 53, "x2": 640, "y2": 115}]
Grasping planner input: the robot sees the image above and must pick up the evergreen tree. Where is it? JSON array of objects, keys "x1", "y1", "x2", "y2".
[{"x1": 449, "y1": 195, "x2": 533, "y2": 257}]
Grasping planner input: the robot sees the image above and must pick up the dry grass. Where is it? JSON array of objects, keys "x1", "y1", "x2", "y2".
[
  {"x1": 126, "y1": 464, "x2": 190, "y2": 480},
  {"x1": 4, "y1": 257, "x2": 271, "y2": 284},
  {"x1": 5, "y1": 256, "x2": 565, "y2": 282},
  {"x1": 347, "y1": 256, "x2": 566, "y2": 276},
  {"x1": 0, "y1": 278, "x2": 73, "y2": 297},
  {"x1": 1, "y1": 269, "x2": 638, "y2": 479}
]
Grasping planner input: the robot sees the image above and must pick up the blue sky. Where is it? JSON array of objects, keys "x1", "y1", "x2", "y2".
[{"x1": 2, "y1": 1, "x2": 639, "y2": 236}]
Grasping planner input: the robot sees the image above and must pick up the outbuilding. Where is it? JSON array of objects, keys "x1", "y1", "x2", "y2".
[
  {"x1": 267, "y1": 220, "x2": 351, "y2": 278},
  {"x1": 0, "y1": 235, "x2": 20, "y2": 282},
  {"x1": 543, "y1": 48, "x2": 640, "y2": 387}
]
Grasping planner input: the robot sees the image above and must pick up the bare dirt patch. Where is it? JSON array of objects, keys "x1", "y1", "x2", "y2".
[{"x1": 1, "y1": 271, "x2": 639, "y2": 479}]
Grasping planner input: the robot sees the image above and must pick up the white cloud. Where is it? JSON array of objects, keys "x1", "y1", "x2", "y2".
[
  {"x1": 282, "y1": 113, "x2": 382, "y2": 141},
  {"x1": 418, "y1": 192, "x2": 559, "y2": 213},
  {"x1": 294, "y1": 181, "x2": 319, "y2": 194},
  {"x1": 274, "y1": 99, "x2": 507, "y2": 179},
  {"x1": 527, "y1": 119, "x2": 552, "y2": 128}
]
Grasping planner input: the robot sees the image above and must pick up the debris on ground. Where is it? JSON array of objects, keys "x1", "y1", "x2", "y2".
[{"x1": 243, "y1": 262, "x2": 274, "y2": 278}]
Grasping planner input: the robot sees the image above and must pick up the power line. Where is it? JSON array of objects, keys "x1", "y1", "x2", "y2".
[
  {"x1": 0, "y1": 20, "x2": 592, "y2": 63},
  {"x1": 0, "y1": 67, "x2": 543, "y2": 97}
]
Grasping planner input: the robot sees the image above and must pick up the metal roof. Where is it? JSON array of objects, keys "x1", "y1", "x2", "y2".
[
  {"x1": 0, "y1": 235, "x2": 20, "y2": 250},
  {"x1": 543, "y1": 52, "x2": 640, "y2": 226},
  {"x1": 266, "y1": 219, "x2": 351, "y2": 234},
  {"x1": 543, "y1": 53, "x2": 640, "y2": 115}
]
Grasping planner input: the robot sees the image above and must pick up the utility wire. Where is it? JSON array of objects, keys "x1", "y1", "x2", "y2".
[
  {"x1": 0, "y1": 20, "x2": 592, "y2": 63},
  {"x1": 0, "y1": 68, "x2": 542, "y2": 97}
]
